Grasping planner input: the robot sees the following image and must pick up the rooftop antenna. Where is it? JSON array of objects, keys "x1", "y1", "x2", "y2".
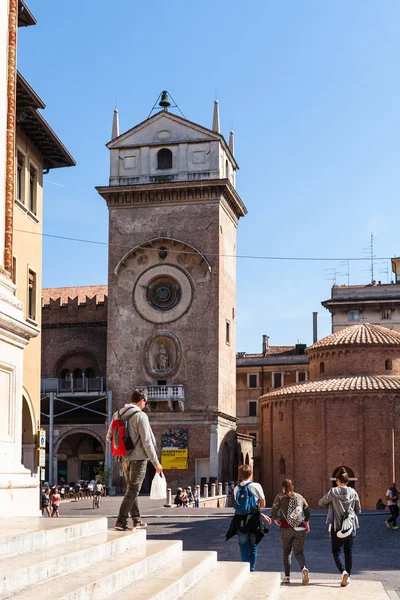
[
  {"x1": 378, "y1": 261, "x2": 389, "y2": 283},
  {"x1": 339, "y1": 260, "x2": 350, "y2": 286},
  {"x1": 324, "y1": 267, "x2": 338, "y2": 285},
  {"x1": 147, "y1": 90, "x2": 186, "y2": 119},
  {"x1": 362, "y1": 232, "x2": 377, "y2": 284}
]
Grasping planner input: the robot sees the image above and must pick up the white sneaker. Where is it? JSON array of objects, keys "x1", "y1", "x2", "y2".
[
  {"x1": 302, "y1": 567, "x2": 309, "y2": 585},
  {"x1": 282, "y1": 576, "x2": 290, "y2": 585},
  {"x1": 341, "y1": 571, "x2": 349, "y2": 587}
]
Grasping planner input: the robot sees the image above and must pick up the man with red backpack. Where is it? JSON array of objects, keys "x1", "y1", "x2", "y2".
[{"x1": 106, "y1": 388, "x2": 162, "y2": 531}]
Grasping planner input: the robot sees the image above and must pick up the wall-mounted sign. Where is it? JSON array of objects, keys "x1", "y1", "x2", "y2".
[
  {"x1": 38, "y1": 429, "x2": 46, "y2": 449},
  {"x1": 161, "y1": 448, "x2": 188, "y2": 470},
  {"x1": 38, "y1": 449, "x2": 46, "y2": 468}
]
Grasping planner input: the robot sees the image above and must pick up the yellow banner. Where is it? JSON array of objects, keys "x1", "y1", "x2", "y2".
[{"x1": 161, "y1": 448, "x2": 188, "y2": 470}]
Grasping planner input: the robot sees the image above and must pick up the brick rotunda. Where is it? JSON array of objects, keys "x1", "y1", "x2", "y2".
[{"x1": 260, "y1": 323, "x2": 400, "y2": 509}]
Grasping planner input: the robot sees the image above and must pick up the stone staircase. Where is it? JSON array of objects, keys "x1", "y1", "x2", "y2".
[
  {"x1": 0, "y1": 518, "x2": 393, "y2": 600},
  {"x1": 0, "y1": 517, "x2": 280, "y2": 600}
]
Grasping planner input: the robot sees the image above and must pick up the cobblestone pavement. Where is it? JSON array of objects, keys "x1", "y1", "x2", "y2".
[{"x1": 59, "y1": 497, "x2": 400, "y2": 596}]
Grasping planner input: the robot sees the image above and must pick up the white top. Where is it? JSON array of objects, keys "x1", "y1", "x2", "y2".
[
  {"x1": 386, "y1": 489, "x2": 398, "y2": 506},
  {"x1": 234, "y1": 480, "x2": 265, "y2": 502}
]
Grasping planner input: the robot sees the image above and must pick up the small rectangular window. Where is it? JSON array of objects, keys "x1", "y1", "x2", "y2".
[
  {"x1": 29, "y1": 166, "x2": 37, "y2": 214},
  {"x1": 16, "y1": 153, "x2": 24, "y2": 203},
  {"x1": 298, "y1": 372, "x2": 306, "y2": 382},
  {"x1": 226, "y1": 320, "x2": 230, "y2": 345},
  {"x1": 349, "y1": 310, "x2": 359, "y2": 321},
  {"x1": 28, "y1": 269, "x2": 36, "y2": 320},
  {"x1": 381, "y1": 310, "x2": 392, "y2": 320},
  {"x1": 248, "y1": 374, "x2": 257, "y2": 388},
  {"x1": 273, "y1": 373, "x2": 282, "y2": 388},
  {"x1": 249, "y1": 401, "x2": 257, "y2": 417}
]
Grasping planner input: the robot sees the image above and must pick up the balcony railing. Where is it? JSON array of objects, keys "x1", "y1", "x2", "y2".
[
  {"x1": 141, "y1": 385, "x2": 185, "y2": 412},
  {"x1": 41, "y1": 377, "x2": 107, "y2": 395}
]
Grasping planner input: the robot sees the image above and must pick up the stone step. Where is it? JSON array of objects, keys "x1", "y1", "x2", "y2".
[
  {"x1": 9, "y1": 539, "x2": 183, "y2": 600},
  {"x1": 178, "y1": 561, "x2": 250, "y2": 600},
  {"x1": 107, "y1": 551, "x2": 218, "y2": 600},
  {"x1": 277, "y1": 577, "x2": 392, "y2": 599},
  {"x1": 0, "y1": 517, "x2": 107, "y2": 560},
  {"x1": 233, "y1": 572, "x2": 281, "y2": 600},
  {"x1": 0, "y1": 528, "x2": 146, "y2": 597}
]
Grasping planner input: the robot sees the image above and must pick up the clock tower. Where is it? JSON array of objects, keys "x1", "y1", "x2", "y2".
[{"x1": 97, "y1": 93, "x2": 247, "y2": 488}]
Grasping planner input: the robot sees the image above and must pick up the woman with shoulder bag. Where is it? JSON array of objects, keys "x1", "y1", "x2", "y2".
[
  {"x1": 271, "y1": 478, "x2": 310, "y2": 586},
  {"x1": 318, "y1": 467, "x2": 361, "y2": 588}
]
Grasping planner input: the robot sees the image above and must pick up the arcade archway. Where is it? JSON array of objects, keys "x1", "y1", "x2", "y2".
[{"x1": 55, "y1": 431, "x2": 105, "y2": 484}]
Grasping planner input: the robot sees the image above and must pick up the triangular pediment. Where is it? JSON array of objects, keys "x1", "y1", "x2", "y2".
[{"x1": 107, "y1": 111, "x2": 221, "y2": 149}]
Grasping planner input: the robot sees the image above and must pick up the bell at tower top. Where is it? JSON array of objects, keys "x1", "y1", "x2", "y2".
[{"x1": 105, "y1": 95, "x2": 238, "y2": 188}]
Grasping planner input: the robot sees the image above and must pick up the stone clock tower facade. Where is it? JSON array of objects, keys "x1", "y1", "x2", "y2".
[{"x1": 97, "y1": 98, "x2": 247, "y2": 489}]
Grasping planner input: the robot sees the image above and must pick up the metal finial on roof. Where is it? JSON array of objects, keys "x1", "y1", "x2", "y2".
[
  {"x1": 212, "y1": 100, "x2": 220, "y2": 133},
  {"x1": 111, "y1": 108, "x2": 119, "y2": 140},
  {"x1": 229, "y1": 130, "x2": 234, "y2": 155}
]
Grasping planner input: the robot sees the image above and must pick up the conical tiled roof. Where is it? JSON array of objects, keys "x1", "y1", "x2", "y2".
[
  {"x1": 261, "y1": 375, "x2": 400, "y2": 398},
  {"x1": 309, "y1": 323, "x2": 400, "y2": 351}
]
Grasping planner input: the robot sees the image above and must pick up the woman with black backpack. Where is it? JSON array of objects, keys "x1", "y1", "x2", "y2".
[
  {"x1": 271, "y1": 479, "x2": 310, "y2": 586},
  {"x1": 318, "y1": 467, "x2": 361, "y2": 588}
]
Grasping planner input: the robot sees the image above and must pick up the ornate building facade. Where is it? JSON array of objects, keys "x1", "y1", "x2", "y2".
[
  {"x1": 0, "y1": 1, "x2": 74, "y2": 515},
  {"x1": 260, "y1": 323, "x2": 400, "y2": 509},
  {"x1": 41, "y1": 98, "x2": 253, "y2": 491}
]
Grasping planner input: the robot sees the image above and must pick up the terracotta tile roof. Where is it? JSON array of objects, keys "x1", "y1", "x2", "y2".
[
  {"x1": 261, "y1": 375, "x2": 400, "y2": 398},
  {"x1": 42, "y1": 285, "x2": 108, "y2": 306},
  {"x1": 309, "y1": 323, "x2": 400, "y2": 351}
]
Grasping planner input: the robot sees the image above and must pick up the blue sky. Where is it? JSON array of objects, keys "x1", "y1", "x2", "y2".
[{"x1": 18, "y1": 0, "x2": 400, "y2": 351}]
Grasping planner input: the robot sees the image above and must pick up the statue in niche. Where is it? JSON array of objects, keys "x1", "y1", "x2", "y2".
[{"x1": 156, "y1": 342, "x2": 170, "y2": 373}]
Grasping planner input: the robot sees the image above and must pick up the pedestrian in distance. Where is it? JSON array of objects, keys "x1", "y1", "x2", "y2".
[
  {"x1": 385, "y1": 482, "x2": 399, "y2": 529},
  {"x1": 225, "y1": 464, "x2": 270, "y2": 573},
  {"x1": 106, "y1": 388, "x2": 163, "y2": 531},
  {"x1": 186, "y1": 486, "x2": 193, "y2": 506},
  {"x1": 73, "y1": 481, "x2": 81, "y2": 502},
  {"x1": 193, "y1": 486, "x2": 199, "y2": 508},
  {"x1": 51, "y1": 487, "x2": 61, "y2": 517},
  {"x1": 318, "y1": 466, "x2": 361, "y2": 588},
  {"x1": 181, "y1": 487, "x2": 188, "y2": 507},
  {"x1": 41, "y1": 487, "x2": 51, "y2": 517},
  {"x1": 174, "y1": 487, "x2": 183, "y2": 507},
  {"x1": 271, "y1": 478, "x2": 310, "y2": 586}
]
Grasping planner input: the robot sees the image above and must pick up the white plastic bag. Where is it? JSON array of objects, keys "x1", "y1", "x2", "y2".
[{"x1": 150, "y1": 472, "x2": 167, "y2": 500}]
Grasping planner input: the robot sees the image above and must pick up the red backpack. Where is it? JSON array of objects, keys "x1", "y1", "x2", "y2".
[{"x1": 110, "y1": 407, "x2": 137, "y2": 457}]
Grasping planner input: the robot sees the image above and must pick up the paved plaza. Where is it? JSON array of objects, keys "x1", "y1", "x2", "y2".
[{"x1": 59, "y1": 496, "x2": 400, "y2": 597}]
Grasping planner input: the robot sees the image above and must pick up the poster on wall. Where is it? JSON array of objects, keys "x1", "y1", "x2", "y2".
[{"x1": 161, "y1": 428, "x2": 188, "y2": 469}]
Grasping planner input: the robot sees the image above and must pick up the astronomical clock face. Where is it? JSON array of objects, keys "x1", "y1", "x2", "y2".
[
  {"x1": 132, "y1": 263, "x2": 194, "y2": 324},
  {"x1": 146, "y1": 276, "x2": 181, "y2": 312}
]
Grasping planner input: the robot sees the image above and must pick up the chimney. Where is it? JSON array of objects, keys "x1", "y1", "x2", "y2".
[
  {"x1": 262, "y1": 335, "x2": 269, "y2": 355},
  {"x1": 313, "y1": 312, "x2": 318, "y2": 344}
]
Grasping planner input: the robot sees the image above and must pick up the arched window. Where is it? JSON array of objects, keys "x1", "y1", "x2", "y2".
[
  {"x1": 157, "y1": 148, "x2": 172, "y2": 170},
  {"x1": 245, "y1": 453, "x2": 250, "y2": 465},
  {"x1": 279, "y1": 457, "x2": 286, "y2": 475},
  {"x1": 385, "y1": 359, "x2": 392, "y2": 371},
  {"x1": 85, "y1": 367, "x2": 95, "y2": 379},
  {"x1": 320, "y1": 362, "x2": 325, "y2": 374},
  {"x1": 73, "y1": 368, "x2": 83, "y2": 380},
  {"x1": 279, "y1": 411, "x2": 284, "y2": 422},
  {"x1": 61, "y1": 369, "x2": 70, "y2": 380}
]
